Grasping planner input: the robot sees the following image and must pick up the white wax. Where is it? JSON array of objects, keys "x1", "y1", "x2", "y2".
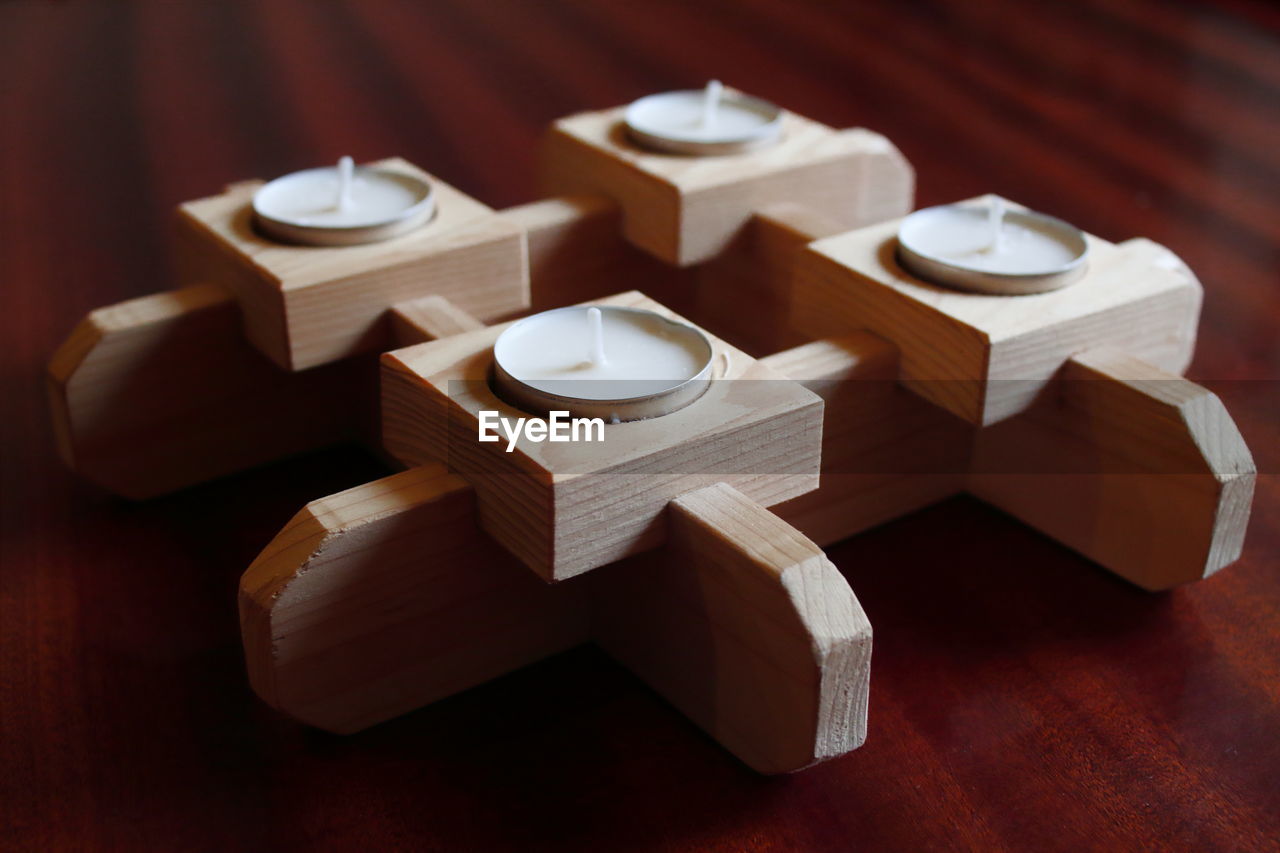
[
  {"x1": 493, "y1": 306, "x2": 711, "y2": 400},
  {"x1": 254, "y1": 161, "x2": 428, "y2": 228},
  {"x1": 625, "y1": 81, "x2": 782, "y2": 153},
  {"x1": 899, "y1": 203, "x2": 1083, "y2": 275}
]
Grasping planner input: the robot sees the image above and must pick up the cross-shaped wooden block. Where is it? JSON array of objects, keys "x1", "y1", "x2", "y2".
[{"x1": 46, "y1": 125, "x2": 1253, "y2": 774}]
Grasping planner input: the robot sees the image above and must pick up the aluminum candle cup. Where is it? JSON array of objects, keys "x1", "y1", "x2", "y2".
[
  {"x1": 624, "y1": 80, "x2": 784, "y2": 156},
  {"x1": 491, "y1": 306, "x2": 715, "y2": 422},
  {"x1": 896, "y1": 201, "x2": 1090, "y2": 295},
  {"x1": 252, "y1": 157, "x2": 436, "y2": 246}
]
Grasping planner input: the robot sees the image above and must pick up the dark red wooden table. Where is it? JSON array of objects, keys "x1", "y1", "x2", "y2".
[{"x1": 3, "y1": 1, "x2": 1278, "y2": 850}]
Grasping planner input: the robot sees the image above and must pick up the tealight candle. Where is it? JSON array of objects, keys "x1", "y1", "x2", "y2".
[
  {"x1": 252, "y1": 156, "x2": 435, "y2": 246},
  {"x1": 896, "y1": 198, "x2": 1089, "y2": 294},
  {"x1": 492, "y1": 306, "x2": 714, "y2": 422},
  {"x1": 624, "y1": 80, "x2": 783, "y2": 155}
]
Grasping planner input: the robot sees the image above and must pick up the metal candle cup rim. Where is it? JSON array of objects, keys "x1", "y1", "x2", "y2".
[
  {"x1": 251, "y1": 165, "x2": 436, "y2": 247},
  {"x1": 491, "y1": 306, "x2": 716, "y2": 422},
  {"x1": 624, "y1": 90, "x2": 784, "y2": 156},
  {"x1": 896, "y1": 203, "x2": 1090, "y2": 295}
]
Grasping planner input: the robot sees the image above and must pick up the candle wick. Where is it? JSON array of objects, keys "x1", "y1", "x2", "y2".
[
  {"x1": 337, "y1": 156, "x2": 355, "y2": 211},
  {"x1": 701, "y1": 79, "x2": 723, "y2": 131},
  {"x1": 989, "y1": 197, "x2": 1007, "y2": 254},
  {"x1": 587, "y1": 307, "x2": 606, "y2": 366}
]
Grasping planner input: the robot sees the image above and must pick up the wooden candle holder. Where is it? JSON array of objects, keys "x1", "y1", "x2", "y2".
[
  {"x1": 791, "y1": 196, "x2": 1202, "y2": 425},
  {"x1": 47, "y1": 102, "x2": 1255, "y2": 773},
  {"x1": 381, "y1": 290, "x2": 823, "y2": 581},
  {"x1": 542, "y1": 97, "x2": 912, "y2": 266},
  {"x1": 176, "y1": 158, "x2": 529, "y2": 371}
]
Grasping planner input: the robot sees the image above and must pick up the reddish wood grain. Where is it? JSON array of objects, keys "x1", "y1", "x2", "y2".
[{"x1": 2, "y1": 1, "x2": 1277, "y2": 850}]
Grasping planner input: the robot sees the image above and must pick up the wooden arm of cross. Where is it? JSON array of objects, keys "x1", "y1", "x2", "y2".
[
  {"x1": 240, "y1": 467, "x2": 870, "y2": 774},
  {"x1": 766, "y1": 334, "x2": 1254, "y2": 588}
]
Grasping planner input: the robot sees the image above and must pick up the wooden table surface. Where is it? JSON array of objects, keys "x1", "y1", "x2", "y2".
[{"x1": 3, "y1": 1, "x2": 1278, "y2": 850}]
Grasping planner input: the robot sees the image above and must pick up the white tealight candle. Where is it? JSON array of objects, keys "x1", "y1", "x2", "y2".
[
  {"x1": 896, "y1": 199, "x2": 1089, "y2": 294},
  {"x1": 624, "y1": 80, "x2": 783, "y2": 155},
  {"x1": 492, "y1": 306, "x2": 714, "y2": 421},
  {"x1": 252, "y1": 156, "x2": 435, "y2": 246}
]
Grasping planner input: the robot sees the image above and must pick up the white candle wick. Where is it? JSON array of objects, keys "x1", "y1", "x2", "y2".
[
  {"x1": 336, "y1": 156, "x2": 355, "y2": 212},
  {"x1": 988, "y1": 197, "x2": 1007, "y2": 254},
  {"x1": 587, "y1": 307, "x2": 606, "y2": 366},
  {"x1": 701, "y1": 79, "x2": 723, "y2": 131}
]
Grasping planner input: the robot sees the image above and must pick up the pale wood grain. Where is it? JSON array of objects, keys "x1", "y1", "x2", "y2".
[
  {"x1": 381, "y1": 291, "x2": 824, "y2": 581},
  {"x1": 46, "y1": 283, "x2": 368, "y2": 498},
  {"x1": 751, "y1": 202, "x2": 854, "y2": 283},
  {"x1": 239, "y1": 464, "x2": 590, "y2": 733},
  {"x1": 541, "y1": 101, "x2": 912, "y2": 266},
  {"x1": 502, "y1": 194, "x2": 693, "y2": 310},
  {"x1": 390, "y1": 294, "x2": 485, "y2": 345},
  {"x1": 239, "y1": 474, "x2": 873, "y2": 774},
  {"x1": 176, "y1": 158, "x2": 529, "y2": 371},
  {"x1": 763, "y1": 335, "x2": 971, "y2": 546},
  {"x1": 792, "y1": 197, "x2": 1203, "y2": 425},
  {"x1": 592, "y1": 482, "x2": 872, "y2": 773},
  {"x1": 689, "y1": 202, "x2": 854, "y2": 357},
  {"x1": 969, "y1": 346, "x2": 1255, "y2": 589}
]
